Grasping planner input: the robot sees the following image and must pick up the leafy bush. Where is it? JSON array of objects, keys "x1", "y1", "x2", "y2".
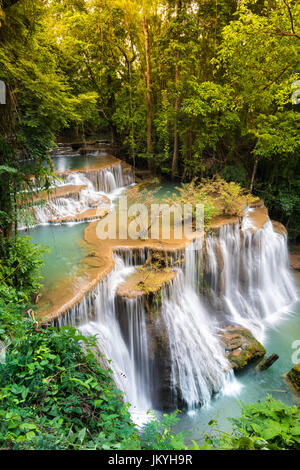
[
  {"x1": 192, "y1": 397, "x2": 300, "y2": 450},
  {"x1": 0, "y1": 285, "x2": 31, "y2": 343},
  {"x1": 219, "y1": 162, "x2": 248, "y2": 186},
  {"x1": 169, "y1": 176, "x2": 258, "y2": 228},
  {"x1": 197, "y1": 176, "x2": 258, "y2": 217},
  {"x1": 0, "y1": 236, "x2": 47, "y2": 301},
  {"x1": 0, "y1": 324, "x2": 137, "y2": 450},
  {"x1": 168, "y1": 180, "x2": 219, "y2": 228},
  {"x1": 140, "y1": 412, "x2": 186, "y2": 450}
]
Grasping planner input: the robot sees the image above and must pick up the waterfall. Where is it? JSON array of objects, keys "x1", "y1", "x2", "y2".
[
  {"x1": 33, "y1": 186, "x2": 109, "y2": 225},
  {"x1": 104, "y1": 171, "x2": 117, "y2": 192},
  {"x1": 115, "y1": 296, "x2": 153, "y2": 411},
  {"x1": 60, "y1": 163, "x2": 129, "y2": 192},
  {"x1": 21, "y1": 163, "x2": 133, "y2": 227},
  {"x1": 52, "y1": 209, "x2": 297, "y2": 413},
  {"x1": 55, "y1": 244, "x2": 235, "y2": 412},
  {"x1": 161, "y1": 270, "x2": 231, "y2": 408},
  {"x1": 205, "y1": 217, "x2": 297, "y2": 342},
  {"x1": 55, "y1": 257, "x2": 153, "y2": 416}
]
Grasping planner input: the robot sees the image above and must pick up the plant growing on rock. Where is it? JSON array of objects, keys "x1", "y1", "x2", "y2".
[{"x1": 170, "y1": 176, "x2": 258, "y2": 228}]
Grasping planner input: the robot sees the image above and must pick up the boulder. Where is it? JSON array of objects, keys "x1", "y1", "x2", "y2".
[
  {"x1": 256, "y1": 353, "x2": 279, "y2": 371},
  {"x1": 285, "y1": 364, "x2": 300, "y2": 396},
  {"x1": 220, "y1": 325, "x2": 266, "y2": 371},
  {"x1": 86, "y1": 194, "x2": 110, "y2": 208},
  {"x1": 290, "y1": 252, "x2": 300, "y2": 271},
  {"x1": 272, "y1": 220, "x2": 287, "y2": 236}
]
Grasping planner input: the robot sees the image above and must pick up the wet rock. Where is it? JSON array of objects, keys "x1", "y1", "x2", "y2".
[
  {"x1": 116, "y1": 268, "x2": 176, "y2": 299},
  {"x1": 290, "y1": 253, "x2": 300, "y2": 271},
  {"x1": 249, "y1": 198, "x2": 264, "y2": 209},
  {"x1": 246, "y1": 206, "x2": 268, "y2": 232},
  {"x1": 86, "y1": 194, "x2": 110, "y2": 208},
  {"x1": 272, "y1": 220, "x2": 287, "y2": 236},
  {"x1": 256, "y1": 353, "x2": 279, "y2": 371},
  {"x1": 284, "y1": 364, "x2": 300, "y2": 396},
  {"x1": 220, "y1": 325, "x2": 266, "y2": 371}
]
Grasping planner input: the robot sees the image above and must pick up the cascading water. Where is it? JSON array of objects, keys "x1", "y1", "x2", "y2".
[
  {"x1": 50, "y1": 195, "x2": 297, "y2": 415},
  {"x1": 205, "y1": 215, "x2": 297, "y2": 342},
  {"x1": 65, "y1": 256, "x2": 153, "y2": 416},
  {"x1": 159, "y1": 238, "x2": 236, "y2": 409},
  {"x1": 60, "y1": 163, "x2": 127, "y2": 192},
  {"x1": 21, "y1": 163, "x2": 133, "y2": 227},
  {"x1": 161, "y1": 271, "x2": 232, "y2": 408},
  {"x1": 104, "y1": 171, "x2": 117, "y2": 192}
]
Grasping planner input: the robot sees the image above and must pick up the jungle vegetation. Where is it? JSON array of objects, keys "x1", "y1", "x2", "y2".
[{"x1": 0, "y1": 0, "x2": 299, "y2": 451}]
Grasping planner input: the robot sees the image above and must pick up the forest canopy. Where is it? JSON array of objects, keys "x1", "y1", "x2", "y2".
[
  {"x1": 0, "y1": 0, "x2": 299, "y2": 452},
  {"x1": 0, "y1": 0, "x2": 299, "y2": 241}
]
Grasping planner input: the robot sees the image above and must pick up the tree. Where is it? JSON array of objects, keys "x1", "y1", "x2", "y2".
[{"x1": 0, "y1": 0, "x2": 84, "y2": 246}]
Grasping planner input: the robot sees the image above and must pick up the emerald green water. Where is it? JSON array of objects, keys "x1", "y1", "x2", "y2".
[
  {"x1": 24, "y1": 223, "x2": 88, "y2": 290},
  {"x1": 51, "y1": 154, "x2": 109, "y2": 171},
  {"x1": 175, "y1": 275, "x2": 300, "y2": 443},
  {"x1": 24, "y1": 153, "x2": 110, "y2": 172},
  {"x1": 154, "y1": 182, "x2": 180, "y2": 200}
]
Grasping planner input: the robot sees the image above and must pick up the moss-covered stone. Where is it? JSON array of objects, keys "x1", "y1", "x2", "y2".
[
  {"x1": 220, "y1": 325, "x2": 266, "y2": 371},
  {"x1": 285, "y1": 364, "x2": 300, "y2": 396},
  {"x1": 116, "y1": 267, "x2": 176, "y2": 299}
]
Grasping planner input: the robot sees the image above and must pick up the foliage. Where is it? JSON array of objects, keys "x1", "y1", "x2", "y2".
[
  {"x1": 140, "y1": 412, "x2": 187, "y2": 450},
  {"x1": 0, "y1": 0, "x2": 95, "y2": 239},
  {"x1": 219, "y1": 162, "x2": 248, "y2": 186},
  {"x1": 0, "y1": 285, "x2": 31, "y2": 343},
  {"x1": 0, "y1": 0, "x2": 299, "y2": 238},
  {"x1": 194, "y1": 397, "x2": 300, "y2": 450},
  {"x1": 197, "y1": 176, "x2": 258, "y2": 217},
  {"x1": 0, "y1": 324, "x2": 138, "y2": 450},
  {"x1": 0, "y1": 236, "x2": 47, "y2": 301},
  {"x1": 169, "y1": 177, "x2": 258, "y2": 228},
  {"x1": 256, "y1": 179, "x2": 300, "y2": 239}
]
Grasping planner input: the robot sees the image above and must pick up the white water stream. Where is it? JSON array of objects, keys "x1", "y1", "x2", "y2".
[{"x1": 20, "y1": 163, "x2": 133, "y2": 228}]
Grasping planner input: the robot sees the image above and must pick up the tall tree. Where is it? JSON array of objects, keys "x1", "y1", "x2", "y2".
[{"x1": 142, "y1": 16, "x2": 152, "y2": 156}]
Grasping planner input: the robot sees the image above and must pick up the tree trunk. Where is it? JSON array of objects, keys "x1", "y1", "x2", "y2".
[
  {"x1": 171, "y1": 62, "x2": 180, "y2": 179},
  {"x1": 142, "y1": 17, "x2": 152, "y2": 162},
  {"x1": 171, "y1": 0, "x2": 182, "y2": 180},
  {"x1": 250, "y1": 156, "x2": 259, "y2": 193},
  {"x1": 256, "y1": 354, "x2": 279, "y2": 371}
]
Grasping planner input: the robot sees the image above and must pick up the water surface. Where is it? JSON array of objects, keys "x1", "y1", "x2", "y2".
[
  {"x1": 175, "y1": 274, "x2": 300, "y2": 444},
  {"x1": 24, "y1": 223, "x2": 88, "y2": 291}
]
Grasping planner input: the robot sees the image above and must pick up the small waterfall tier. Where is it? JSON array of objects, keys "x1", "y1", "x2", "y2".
[
  {"x1": 205, "y1": 216, "x2": 297, "y2": 341},
  {"x1": 19, "y1": 158, "x2": 134, "y2": 228},
  {"x1": 59, "y1": 162, "x2": 133, "y2": 193}
]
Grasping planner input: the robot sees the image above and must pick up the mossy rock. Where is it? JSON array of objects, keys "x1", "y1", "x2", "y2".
[
  {"x1": 116, "y1": 267, "x2": 176, "y2": 300},
  {"x1": 285, "y1": 364, "x2": 300, "y2": 396},
  {"x1": 220, "y1": 325, "x2": 266, "y2": 371}
]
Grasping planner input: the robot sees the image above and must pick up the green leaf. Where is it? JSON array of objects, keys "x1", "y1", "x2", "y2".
[{"x1": 77, "y1": 427, "x2": 87, "y2": 444}]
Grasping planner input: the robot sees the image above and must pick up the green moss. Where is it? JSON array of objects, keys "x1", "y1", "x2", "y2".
[{"x1": 287, "y1": 364, "x2": 300, "y2": 393}]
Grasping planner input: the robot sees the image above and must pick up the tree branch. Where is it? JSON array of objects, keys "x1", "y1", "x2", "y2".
[{"x1": 275, "y1": 1, "x2": 300, "y2": 40}]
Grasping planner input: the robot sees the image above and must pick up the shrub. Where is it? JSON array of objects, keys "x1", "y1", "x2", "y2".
[
  {"x1": 0, "y1": 236, "x2": 47, "y2": 301},
  {"x1": 169, "y1": 176, "x2": 258, "y2": 228},
  {"x1": 0, "y1": 324, "x2": 137, "y2": 450},
  {"x1": 192, "y1": 397, "x2": 300, "y2": 450}
]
